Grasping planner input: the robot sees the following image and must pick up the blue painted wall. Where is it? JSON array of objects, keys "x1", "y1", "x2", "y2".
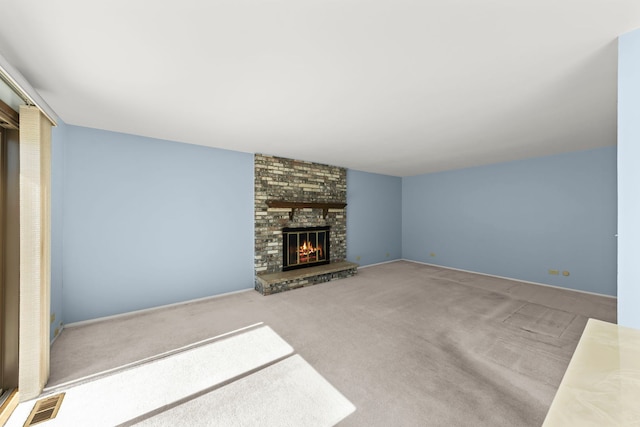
[
  {"x1": 51, "y1": 125, "x2": 618, "y2": 325},
  {"x1": 50, "y1": 122, "x2": 66, "y2": 339},
  {"x1": 58, "y1": 125, "x2": 254, "y2": 323},
  {"x1": 402, "y1": 147, "x2": 617, "y2": 296},
  {"x1": 618, "y1": 28, "x2": 640, "y2": 328},
  {"x1": 347, "y1": 170, "x2": 402, "y2": 266}
]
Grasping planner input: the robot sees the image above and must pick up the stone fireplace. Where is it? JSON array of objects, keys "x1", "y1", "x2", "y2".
[{"x1": 254, "y1": 154, "x2": 357, "y2": 295}]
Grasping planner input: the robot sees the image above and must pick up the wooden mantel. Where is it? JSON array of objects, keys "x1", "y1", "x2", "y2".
[{"x1": 266, "y1": 200, "x2": 347, "y2": 220}]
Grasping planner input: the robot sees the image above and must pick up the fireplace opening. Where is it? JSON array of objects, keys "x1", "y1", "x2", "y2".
[{"x1": 282, "y1": 226, "x2": 330, "y2": 271}]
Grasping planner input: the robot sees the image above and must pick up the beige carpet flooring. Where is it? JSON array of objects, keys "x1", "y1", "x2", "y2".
[{"x1": 49, "y1": 261, "x2": 616, "y2": 426}]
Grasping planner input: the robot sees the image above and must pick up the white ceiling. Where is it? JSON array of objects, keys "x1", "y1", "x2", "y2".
[{"x1": 1, "y1": 1, "x2": 639, "y2": 176}]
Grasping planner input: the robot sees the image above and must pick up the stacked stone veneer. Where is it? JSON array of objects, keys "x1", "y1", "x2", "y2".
[{"x1": 254, "y1": 154, "x2": 355, "y2": 294}]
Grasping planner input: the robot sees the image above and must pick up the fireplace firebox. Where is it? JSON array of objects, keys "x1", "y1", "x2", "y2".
[{"x1": 282, "y1": 226, "x2": 330, "y2": 271}]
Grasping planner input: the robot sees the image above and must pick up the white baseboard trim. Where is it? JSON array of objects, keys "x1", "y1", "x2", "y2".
[
  {"x1": 402, "y1": 259, "x2": 617, "y2": 299},
  {"x1": 63, "y1": 259, "x2": 614, "y2": 329},
  {"x1": 357, "y1": 259, "x2": 401, "y2": 269},
  {"x1": 50, "y1": 324, "x2": 64, "y2": 346},
  {"x1": 65, "y1": 287, "x2": 256, "y2": 328}
]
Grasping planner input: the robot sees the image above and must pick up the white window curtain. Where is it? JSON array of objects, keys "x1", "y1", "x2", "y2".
[{"x1": 1, "y1": 51, "x2": 57, "y2": 401}]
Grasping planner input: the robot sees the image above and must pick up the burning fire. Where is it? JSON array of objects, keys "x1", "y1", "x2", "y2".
[{"x1": 299, "y1": 241, "x2": 322, "y2": 261}]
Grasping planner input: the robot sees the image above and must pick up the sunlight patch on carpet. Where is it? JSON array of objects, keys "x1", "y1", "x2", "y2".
[
  {"x1": 136, "y1": 354, "x2": 356, "y2": 427},
  {"x1": 5, "y1": 326, "x2": 293, "y2": 427}
]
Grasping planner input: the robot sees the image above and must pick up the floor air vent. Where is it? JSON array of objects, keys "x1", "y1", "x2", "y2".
[{"x1": 23, "y1": 393, "x2": 65, "y2": 426}]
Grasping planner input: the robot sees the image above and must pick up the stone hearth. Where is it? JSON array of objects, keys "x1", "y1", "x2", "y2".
[
  {"x1": 255, "y1": 261, "x2": 358, "y2": 295},
  {"x1": 254, "y1": 154, "x2": 357, "y2": 295}
]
